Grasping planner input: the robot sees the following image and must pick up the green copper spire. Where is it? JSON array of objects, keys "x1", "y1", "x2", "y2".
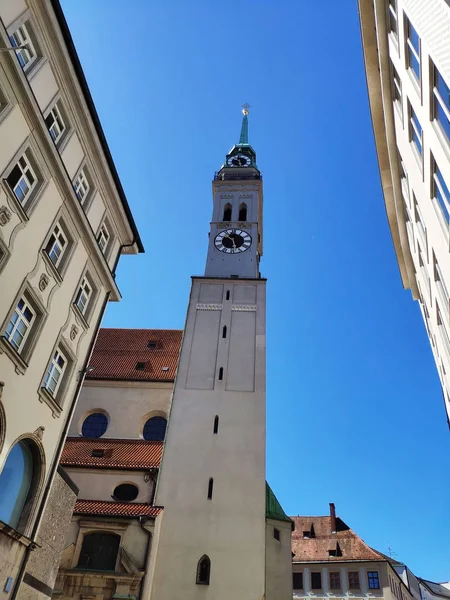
[{"x1": 239, "y1": 103, "x2": 250, "y2": 144}]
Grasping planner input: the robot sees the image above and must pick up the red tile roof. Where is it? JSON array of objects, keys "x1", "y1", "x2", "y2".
[
  {"x1": 291, "y1": 516, "x2": 386, "y2": 562},
  {"x1": 61, "y1": 438, "x2": 163, "y2": 470},
  {"x1": 87, "y1": 328, "x2": 182, "y2": 382},
  {"x1": 74, "y1": 499, "x2": 162, "y2": 518}
]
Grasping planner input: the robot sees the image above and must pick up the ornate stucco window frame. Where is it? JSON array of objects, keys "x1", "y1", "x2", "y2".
[
  {"x1": 38, "y1": 337, "x2": 77, "y2": 417},
  {"x1": 0, "y1": 282, "x2": 48, "y2": 374}
]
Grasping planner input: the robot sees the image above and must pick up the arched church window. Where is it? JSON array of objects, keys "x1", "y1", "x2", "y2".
[
  {"x1": 238, "y1": 203, "x2": 247, "y2": 221},
  {"x1": 0, "y1": 440, "x2": 35, "y2": 530},
  {"x1": 222, "y1": 325, "x2": 227, "y2": 338},
  {"x1": 226, "y1": 290, "x2": 230, "y2": 300},
  {"x1": 196, "y1": 554, "x2": 211, "y2": 585},
  {"x1": 77, "y1": 532, "x2": 120, "y2": 571},
  {"x1": 213, "y1": 416, "x2": 219, "y2": 434},
  {"x1": 143, "y1": 416, "x2": 167, "y2": 441},
  {"x1": 218, "y1": 367, "x2": 223, "y2": 380},
  {"x1": 223, "y1": 203, "x2": 232, "y2": 221},
  {"x1": 207, "y1": 478, "x2": 214, "y2": 500}
]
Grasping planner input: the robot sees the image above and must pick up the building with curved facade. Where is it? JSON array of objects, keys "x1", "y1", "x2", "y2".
[{"x1": 358, "y1": 0, "x2": 450, "y2": 425}]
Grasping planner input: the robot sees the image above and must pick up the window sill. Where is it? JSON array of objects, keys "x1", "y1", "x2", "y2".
[
  {"x1": 72, "y1": 303, "x2": 90, "y2": 329},
  {"x1": 410, "y1": 142, "x2": 424, "y2": 176},
  {"x1": 432, "y1": 119, "x2": 450, "y2": 163},
  {"x1": 0, "y1": 336, "x2": 29, "y2": 374},
  {"x1": 38, "y1": 386, "x2": 62, "y2": 418},
  {"x1": 41, "y1": 250, "x2": 63, "y2": 284},
  {"x1": 1, "y1": 179, "x2": 48, "y2": 224},
  {"x1": 0, "y1": 102, "x2": 14, "y2": 128},
  {"x1": 24, "y1": 56, "x2": 47, "y2": 83},
  {"x1": 0, "y1": 519, "x2": 34, "y2": 547},
  {"x1": 55, "y1": 127, "x2": 74, "y2": 157},
  {"x1": 407, "y1": 67, "x2": 421, "y2": 99}
]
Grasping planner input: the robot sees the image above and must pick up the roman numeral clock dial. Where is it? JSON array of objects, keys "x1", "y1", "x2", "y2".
[{"x1": 214, "y1": 229, "x2": 252, "y2": 253}]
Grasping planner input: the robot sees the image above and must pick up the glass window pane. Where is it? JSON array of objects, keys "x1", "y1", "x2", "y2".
[
  {"x1": 0, "y1": 442, "x2": 33, "y2": 529},
  {"x1": 82, "y1": 413, "x2": 108, "y2": 438},
  {"x1": 409, "y1": 24, "x2": 420, "y2": 53},
  {"x1": 436, "y1": 99, "x2": 450, "y2": 141},
  {"x1": 436, "y1": 68, "x2": 450, "y2": 110},
  {"x1": 409, "y1": 50, "x2": 420, "y2": 80},
  {"x1": 143, "y1": 416, "x2": 167, "y2": 441}
]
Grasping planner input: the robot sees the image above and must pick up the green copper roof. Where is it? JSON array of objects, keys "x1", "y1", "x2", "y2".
[
  {"x1": 266, "y1": 482, "x2": 293, "y2": 524},
  {"x1": 239, "y1": 112, "x2": 249, "y2": 145}
]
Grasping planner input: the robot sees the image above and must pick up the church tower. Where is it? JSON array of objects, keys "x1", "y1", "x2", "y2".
[{"x1": 148, "y1": 106, "x2": 266, "y2": 600}]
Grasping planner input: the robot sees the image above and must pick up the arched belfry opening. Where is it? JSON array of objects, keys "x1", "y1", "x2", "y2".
[
  {"x1": 223, "y1": 203, "x2": 232, "y2": 221},
  {"x1": 196, "y1": 555, "x2": 211, "y2": 585},
  {"x1": 238, "y1": 202, "x2": 247, "y2": 221}
]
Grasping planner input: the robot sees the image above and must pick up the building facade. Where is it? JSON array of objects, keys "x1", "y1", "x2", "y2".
[
  {"x1": 291, "y1": 504, "x2": 414, "y2": 600},
  {"x1": 358, "y1": 0, "x2": 450, "y2": 425},
  {"x1": 0, "y1": 0, "x2": 142, "y2": 597},
  {"x1": 53, "y1": 328, "x2": 181, "y2": 600},
  {"x1": 146, "y1": 108, "x2": 270, "y2": 600}
]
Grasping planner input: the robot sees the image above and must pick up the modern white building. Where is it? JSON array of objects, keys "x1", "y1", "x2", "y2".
[
  {"x1": 0, "y1": 0, "x2": 142, "y2": 597},
  {"x1": 358, "y1": 0, "x2": 450, "y2": 425}
]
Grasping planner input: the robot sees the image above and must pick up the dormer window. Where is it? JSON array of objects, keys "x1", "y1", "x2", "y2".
[
  {"x1": 303, "y1": 523, "x2": 315, "y2": 539},
  {"x1": 328, "y1": 543, "x2": 342, "y2": 557}
]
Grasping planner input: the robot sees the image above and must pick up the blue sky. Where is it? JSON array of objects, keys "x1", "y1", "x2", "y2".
[{"x1": 61, "y1": 0, "x2": 449, "y2": 581}]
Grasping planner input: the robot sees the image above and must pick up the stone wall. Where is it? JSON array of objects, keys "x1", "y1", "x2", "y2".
[{"x1": 17, "y1": 468, "x2": 78, "y2": 600}]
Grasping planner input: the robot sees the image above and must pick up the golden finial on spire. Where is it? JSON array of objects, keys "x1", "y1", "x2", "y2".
[{"x1": 242, "y1": 103, "x2": 251, "y2": 116}]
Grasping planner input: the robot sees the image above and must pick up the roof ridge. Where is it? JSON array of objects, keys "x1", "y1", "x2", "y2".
[{"x1": 65, "y1": 437, "x2": 163, "y2": 444}]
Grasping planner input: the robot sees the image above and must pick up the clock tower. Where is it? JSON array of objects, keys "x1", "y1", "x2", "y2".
[{"x1": 148, "y1": 106, "x2": 267, "y2": 600}]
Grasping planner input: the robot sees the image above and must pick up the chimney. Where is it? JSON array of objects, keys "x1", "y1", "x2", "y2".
[{"x1": 330, "y1": 503, "x2": 336, "y2": 533}]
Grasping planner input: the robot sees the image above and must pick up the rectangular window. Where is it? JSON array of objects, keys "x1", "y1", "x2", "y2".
[
  {"x1": 432, "y1": 156, "x2": 450, "y2": 224},
  {"x1": 388, "y1": 0, "x2": 398, "y2": 38},
  {"x1": 43, "y1": 347, "x2": 67, "y2": 397},
  {"x1": 75, "y1": 277, "x2": 92, "y2": 316},
  {"x1": 311, "y1": 572, "x2": 322, "y2": 590},
  {"x1": 432, "y1": 62, "x2": 450, "y2": 144},
  {"x1": 0, "y1": 85, "x2": 8, "y2": 116},
  {"x1": 44, "y1": 222, "x2": 68, "y2": 269},
  {"x1": 348, "y1": 572, "x2": 360, "y2": 590},
  {"x1": 6, "y1": 152, "x2": 37, "y2": 206},
  {"x1": 434, "y1": 254, "x2": 449, "y2": 310},
  {"x1": 4, "y1": 297, "x2": 35, "y2": 353},
  {"x1": 9, "y1": 23, "x2": 37, "y2": 71},
  {"x1": 368, "y1": 572, "x2": 380, "y2": 589},
  {"x1": 45, "y1": 102, "x2": 66, "y2": 145},
  {"x1": 414, "y1": 196, "x2": 426, "y2": 236},
  {"x1": 293, "y1": 572, "x2": 303, "y2": 590},
  {"x1": 330, "y1": 572, "x2": 341, "y2": 590},
  {"x1": 392, "y1": 62, "x2": 402, "y2": 108},
  {"x1": 73, "y1": 167, "x2": 90, "y2": 205},
  {"x1": 437, "y1": 303, "x2": 450, "y2": 354},
  {"x1": 408, "y1": 103, "x2": 422, "y2": 157},
  {"x1": 273, "y1": 528, "x2": 280, "y2": 541},
  {"x1": 97, "y1": 222, "x2": 110, "y2": 254},
  {"x1": 405, "y1": 16, "x2": 421, "y2": 82}
]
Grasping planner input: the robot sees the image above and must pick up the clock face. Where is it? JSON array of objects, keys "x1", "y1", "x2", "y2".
[
  {"x1": 227, "y1": 154, "x2": 252, "y2": 167},
  {"x1": 214, "y1": 229, "x2": 252, "y2": 253}
]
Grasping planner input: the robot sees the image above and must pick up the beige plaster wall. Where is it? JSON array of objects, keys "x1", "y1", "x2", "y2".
[
  {"x1": 64, "y1": 467, "x2": 155, "y2": 503},
  {"x1": 265, "y1": 518, "x2": 293, "y2": 600},
  {"x1": 69, "y1": 381, "x2": 172, "y2": 439}
]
